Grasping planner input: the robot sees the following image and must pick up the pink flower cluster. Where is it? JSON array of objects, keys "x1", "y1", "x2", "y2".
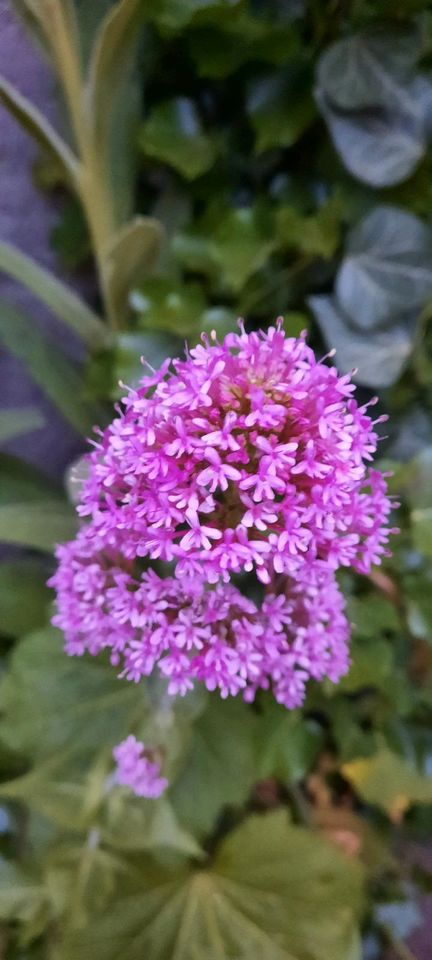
[
  {"x1": 50, "y1": 322, "x2": 396, "y2": 794},
  {"x1": 51, "y1": 526, "x2": 349, "y2": 707},
  {"x1": 113, "y1": 735, "x2": 167, "y2": 798}
]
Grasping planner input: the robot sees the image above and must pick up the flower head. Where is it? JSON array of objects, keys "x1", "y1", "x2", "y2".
[
  {"x1": 78, "y1": 322, "x2": 393, "y2": 584},
  {"x1": 50, "y1": 321, "x2": 396, "y2": 716}
]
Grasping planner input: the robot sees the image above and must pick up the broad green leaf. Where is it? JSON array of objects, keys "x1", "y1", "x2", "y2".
[
  {"x1": 255, "y1": 704, "x2": 323, "y2": 783},
  {"x1": 140, "y1": 98, "x2": 216, "y2": 180},
  {"x1": 0, "y1": 501, "x2": 77, "y2": 551},
  {"x1": 0, "y1": 559, "x2": 51, "y2": 636},
  {"x1": 0, "y1": 628, "x2": 144, "y2": 759},
  {"x1": 337, "y1": 207, "x2": 432, "y2": 331},
  {"x1": 0, "y1": 407, "x2": 44, "y2": 444},
  {"x1": 0, "y1": 74, "x2": 77, "y2": 183},
  {"x1": 0, "y1": 302, "x2": 103, "y2": 435},
  {"x1": 61, "y1": 810, "x2": 364, "y2": 960},
  {"x1": 309, "y1": 295, "x2": 414, "y2": 388},
  {"x1": 101, "y1": 792, "x2": 202, "y2": 859},
  {"x1": 0, "y1": 241, "x2": 108, "y2": 349},
  {"x1": 411, "y1": 508, "x2": 432, "y2": 558},
  {"x1": 0, "y1": 858, "x2": 47, "y2": 925},
  {"x1": 104, "y1": 217, "x2": 164, "y2": 324},
  {"x1": 343, "y1": 748, "x2": 432, "y2": 819},
  {"x1": 131, "y1": 276, "x2": 206, "y2": 335},
  {"x1": 170, "y1": 695, "x2": 259, "y2": 839},
  {"x1": 338, "y1": 638, "x2": 395, "y2": 694}
]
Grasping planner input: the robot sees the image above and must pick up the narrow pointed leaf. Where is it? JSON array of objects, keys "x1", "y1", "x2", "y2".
[{"x1": 0, "y1": 241, "x2": 108, "y2": 350}]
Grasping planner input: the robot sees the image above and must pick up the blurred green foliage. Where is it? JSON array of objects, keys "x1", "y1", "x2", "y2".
[{"x1": 1, "y1": 0, "x2": 432, "y2": 957}]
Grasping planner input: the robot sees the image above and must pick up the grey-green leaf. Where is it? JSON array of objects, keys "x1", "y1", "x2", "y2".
[
  {"x1": 0, "y1": 240, "x2": 108, "y2": 350},
  {"x1": 0, "y1": 302, "x2": 104, "y2": 435},
  {"x1": 309, "y1": 295, "x2": 414, "y2": 388},
  {"x1": 0, "y1": 407, "x2": 44, "y2": 444},
  {"x1": 337, "y1": 206, "x2": 432, "y2": 330},
  {"x1": 0, "y1": 74, "x2": 77, "y2": 182}
]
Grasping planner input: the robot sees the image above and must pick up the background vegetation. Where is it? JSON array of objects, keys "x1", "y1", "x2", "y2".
[{"x1": 2, "y1": 0, "x2": 432, "y2": 957}]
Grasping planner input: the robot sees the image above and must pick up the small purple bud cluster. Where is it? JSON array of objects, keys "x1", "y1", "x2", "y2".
[
  {"x1": 50, "y1": 322, "x2": 395, "y2": 796},
  {"x1": 113, "y1": 736, "x2": 167, "y2": 798}
]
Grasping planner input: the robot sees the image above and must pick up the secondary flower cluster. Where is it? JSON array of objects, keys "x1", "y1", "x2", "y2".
[
  {"x1": 113, "y1": 735, "x2": 168, "y2": 799},
  {"x1": 50, "y1": 321, "x2": 395, "y2": 796}
]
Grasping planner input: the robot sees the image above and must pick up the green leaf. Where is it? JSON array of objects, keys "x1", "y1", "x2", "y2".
[
  {"x1": 170, "y1": 696, "x2": 259, "y2": 839},
  {"x1": 0, "y1": 501, "x2": 77, "y2": 552},
  {"x1": 0, "y1": 858, "x2": 47, "y2": 925},
  {"x1": 0, "y1": 628, "x2": 144, "y2": 760},
  {"x1": 87, "y1": 0, "x2": 143, "y2": 225},
  {"x1": 0, "y1": 74, "x2": 77, "y2": 183},
  {"x1": 276, "y1": 197, "x2": 342, "y2": 259},
  {"x1": 140, "y1": 98, "x2": 216, "y2": 179},
  {"x1": 255, "y1": 704, "x2": 323, "y2": 783},
  {"x1": 343, "y1": 747, "x2": 432, "y2": 818},
  {"x1": 338, "y1": 638, "x2": 395, "y2": 694},
  {"x1": 174, "y1": 204, "x2": 275, "y2": 294},
  {"x1": 131, "y1": 276, "x2": 206, "y2": 335},
  {"x1": 0, "y1": 240, "x2": 108, "y2": 350},
  {"x1": 88, "y1": 0, "x2": 142, "y2": 127},
  {"x1": 248, "y1": 66, "x2": 315, "y2": 153},
  {"x1": 104, "y1": 217, "x2": 164, "y2": 324},
  {"x1": 61, "y1": 810, "x2": 364, "y2": 960},
  {"x1": 101, "y1": 792, "x2": 202, "y2": 859},
  {"x1": 0, "y1": 407, "x2": 44, "y2": 444},
  {"x1": 0, "y1": 560, "x2": 51, "y2": 637},
  {"x1": 411, "y1": 508, "x2": 432, "y2": 558},
  {"x1": 0, "y1": 302, "x2": 104, "y2": 435}
]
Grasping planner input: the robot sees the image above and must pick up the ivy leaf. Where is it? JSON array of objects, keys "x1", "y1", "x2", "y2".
[
  {"x1": 309, "y1": 295, "x2": 413, "y2": 388},
  {"x1": 0, "y1": 628, "x2": 144, "y2": 760},
  {"x1": 131, "y1": 276, "x2": 207, "y2": 335},
  {"x1": 140, "y1": 98, "x2": 216, "y2": 180},
  {"x1": 61, "y1": 810, "x2": 364, "y2": 960},
  {"x1": 342, "y1": 748, "x2": 432, "y2": 820},
  {"x1": 247, "y1": 65, "x2": 316, "y2": 153},
  {"x1": 337, "y1": 206, "x2": 432, "y2": 331},
  {"x1": 316, "y1": 30, "x2": 431, "y2": 186},
  {"x1": 276, "y1": 197, "x2": 342, "y2": 259}
]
